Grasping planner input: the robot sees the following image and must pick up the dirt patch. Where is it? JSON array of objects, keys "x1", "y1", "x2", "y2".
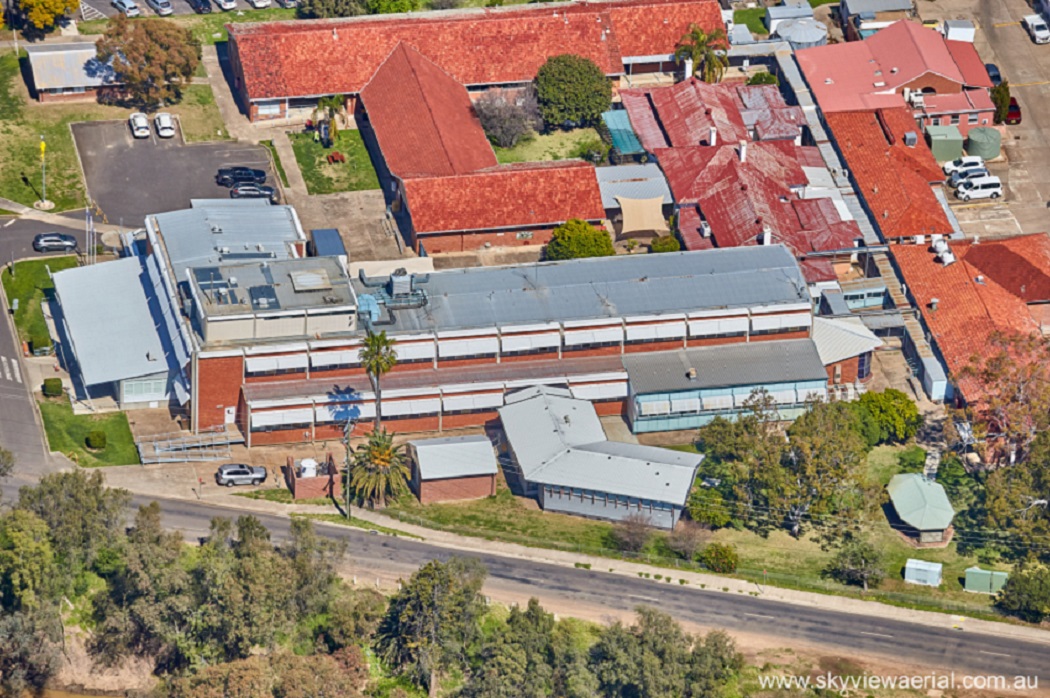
[{"x1": 56, "y1": 632, "x2": 155, "y2": 695}]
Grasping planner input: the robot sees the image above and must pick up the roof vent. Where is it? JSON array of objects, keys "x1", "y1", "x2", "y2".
[
  {"x1": 332, "y1": 28, "x2": 338, "y2": 40},
  {"x1": 824, "y1": 78, "x2": 833, "y2": 85},
  {"x1": 903, "y1": 131, "x2": 918, "y2": 147},
  {"x1": 975, "y1": 275, "x2": 985, "y2": 284},
  {"x1": 932, "y1": 238, "x2": 948, "y2": 255},
  {"x1": 686, "y1": 367, "x2": 697, "y2": 380},
  {"x1": 873, "y1": 81, "x2": 886, "y2": 88},
  {"x1": 930, "y1": 297, "x2": 940, "y2": 311},
  {"x1": 939, "y1": 251, "x2": 956, "y2": 266},
  {"x1": 210, "y1": 224, "x2": 223, "y2": 234}
]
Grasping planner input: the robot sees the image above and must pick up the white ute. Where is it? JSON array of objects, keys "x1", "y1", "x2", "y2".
[{"x1": 1024, "y1": 15, "x2": 1050, "y2": 44}]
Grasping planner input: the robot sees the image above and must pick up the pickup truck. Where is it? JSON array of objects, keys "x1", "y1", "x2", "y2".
[{"x1": 1024, "y1": 15, "x2": 1050, "y2": 44}]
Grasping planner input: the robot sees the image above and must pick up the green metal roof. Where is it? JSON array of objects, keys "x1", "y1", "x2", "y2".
[
  {"x1": 602, "y1": 110, "x2": 644, "y2": 155},
  {"x1": 887, "y1": 473, "x2": 955, "y2": 531}
]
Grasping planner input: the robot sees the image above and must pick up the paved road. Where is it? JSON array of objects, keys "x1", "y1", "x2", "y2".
[{"x1": 149, "y1": 495, "x2": 1050, "y2": 681}]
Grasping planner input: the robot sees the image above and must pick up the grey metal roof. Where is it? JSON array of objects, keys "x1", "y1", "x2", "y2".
[
  {"x1": 192, "y1": 257, "x2": 355, "y2": 317},
  {"x1": 25, "y1": 42, "x2": 117, "y2": 90},
  {"x1": 811, "y1": 316, "x2": 881, "y2": 365},
  {"x1": 150, "y1": 200, "x2": 305, "y2": 285},
  {"x1": 53, "y1": 257, "x2": 169, "y2": 386},
  {"x1": 767, "y1": 5, "x2": 812, "y2": 21},
  {"x1": 624, "y1": 339, "x2": 828, "y2": 394},
  {"x1": 408, "y1": 435, "x2": 498, "y2": 480},
  {"x1": 888, "y1": 474, "x2": 955, "y2": 531},
  {"x1": 841, "y1": 0, "x2": 913, "y2": 14},
  {"x1": 498, "y1": 387, "x2": 702, "y2": 504},
  {"x1": 595, "y1": 164, "x2": 673, "y2": 209},
  {"x1": 360, "y1": 245, "x2": 809, "y2": 333}
]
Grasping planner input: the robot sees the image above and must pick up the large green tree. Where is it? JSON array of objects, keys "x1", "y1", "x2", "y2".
[
  {"x1": 0, "y1": 510, "x2": 55, "y2": 611},
  {"x1": 673, "y1": 23, "x2": 728, "y2": 84},
  {"x1": 985, "y1": 430, "x2": 1050, "y2": 553},
  {"x1": 376, "y1": 557, "x2": 487, "y2": 695},
  {"x1": 855, "y1": 389, "x2": 923, "y2": 445},
  {"x1": 0, "y1": 608, "x2": 62, "y2": 697},
  {"x1": 996, "y1": 558, "x2": 1050, "y2": 622},
  {"x1": 366, "y1": 0, "x2": 418, "y2": 12},
  {"x1": 823, "y1": 535, "x2": 884, "y2": 591},
  {"x1": 346, "y1": 429, "x2": 410, "y2": 509},
  {"x1": 462, "y1": 598, "x2": 557, "y2": 698},
  {"x1": 358, "y1": 329, "x2": 398, "y2": 431},
  {"x1": 96, "y1": 15, "x2": 200, "y2": 109},
  {"x1": 297, "y1": 0, "x2": 364, "y2": 18},
  {"x1": 544, "y1": 219, "x2": 614, "y2": 261},
  {"x1": 535, "y1": 54, "x2": 612, "y2": 129}
]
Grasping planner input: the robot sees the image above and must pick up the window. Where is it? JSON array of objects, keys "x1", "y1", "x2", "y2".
[
  {"x1": 950, "y1": 114, "x2": 960, "y2": 125},
  {"x1": 968, "y1": 113, "x2": 979, "y2": 124},
  {"x1": 858, "y1": 351, "x2": 872, "y2": 381}
]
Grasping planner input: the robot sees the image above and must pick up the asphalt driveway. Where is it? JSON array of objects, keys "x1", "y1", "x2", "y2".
[{"x1": 72, "y1": 120, "x2": 274, "y2": 227}]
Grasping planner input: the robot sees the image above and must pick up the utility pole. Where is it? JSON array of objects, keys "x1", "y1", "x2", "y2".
[{"x1": 39, "y1": 136, "x2": 46, "y2": 207}]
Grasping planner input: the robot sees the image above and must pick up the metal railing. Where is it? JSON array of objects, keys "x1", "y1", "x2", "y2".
[{"x1": 135, "y1": 426, "x2": 244, "y2": 464}]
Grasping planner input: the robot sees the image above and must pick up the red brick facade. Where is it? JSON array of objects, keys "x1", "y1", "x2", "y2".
[
  {"x1": 416, "y1": 227, "x2": 556, "y2": 254},
  {"x1": 195, "y1": 356, "x2": 244, "y2": 431},
  {"x1": 417, "y1": 474, "x2": 496, "y2": 504}
]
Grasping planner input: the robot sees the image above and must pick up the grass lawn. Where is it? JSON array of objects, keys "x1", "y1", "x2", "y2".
[
  {"x1": 809, "y1": 0, "x2": 838, "y2": 6},
  {"x1": 79, "y1": 8, "x2": 297, "y2": 45},
  {"x1": 260, "y1": 139, "x2": 291, "y2": 187},
  {"x1": 865, "y1": 443, "x2": 908, "y2": 486},
  {"x1": 234, "y1": 488, "x2": 331, "y2": 506},
  {"x1": 384, "y1": 484, "x2": 617, "y2": 552},
  {"x1": 289, "y1": 130, "x2": 380, "y2": 195},
  {"x1": 733, "y1": 8, "x2": 768, "y2": 36},
  {"x1": 493, "y1": 128, "x2": 602, "y2": 164},
  {"x1": 0, "y1": 51, "x2": 228, "y2": 210},
  {"x1": 1, "y1": 256, "x2": 78, "y2": 345},
  {"x1": 294, "y1": 513, "x2": 421, "y2": 539},
  {"x1": 37, "y1": 399, "x2": 139, "y2": 467}
]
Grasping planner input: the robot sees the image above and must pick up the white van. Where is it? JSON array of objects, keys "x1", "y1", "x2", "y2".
[{"x1": 955, "y1": 176, "x2": 1002, "y2": 201}]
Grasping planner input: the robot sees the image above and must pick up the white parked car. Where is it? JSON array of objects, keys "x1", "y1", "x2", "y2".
[
  {"x1": 942, "y1": 155, "x2": 983, "y2": 176},
  {"x1": 129, "y1": 112, "x2": 150, "y2": 139},
  {"x1": 145, "y1": 0, "x2": 174, "y2": 14},
  {"x1": 949, "y1": 166, "x2": 989, "y2": 187},
  {"x1": 247, "y1": 0, "x2": 271, "y2": 7},
  {"x1": 111, "y1": 0, "x2": 141, "y2": 16},
  {"x1": 955, "y1": 175, "x2": 1003, "y2": 201},
  {"x1": 214, "y1": 0, "x2": 237, "y2": 9},
  {"x1": 1024, "y1": 14, "x2": 1050, "y2": 44},
  {"x1": 154, "y1": 112, "x2": 176, "y2": 138}
]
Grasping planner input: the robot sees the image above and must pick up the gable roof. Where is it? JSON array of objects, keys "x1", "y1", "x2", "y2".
[
  {"x1": 25, "y1": 42, "x2": 117, "y2": 90},
  {"x1": 823, "y1": 108, "x2": 950, "y2": 240},
  {"x1": 402, "y1": 161, "x2": 605, "y2": 235},
  {"x1": 891, "y1": 241, "x2": 1041, "y2": 400},
  {"x1": 796, "y1": 20, "x2": 981, "y2": 113},
  {"x1": 958, "y1": 234, "x2": 1050, "y2": 303},
  {"x1": 888, "y1": 473, "x2": 955, "y2": 531},
  {"x1": 229, "y1": 0, "x2": 724, "y2": 102},
  {"x1": 408, "y1": 435, "x2": 499, "y2": 480},
  {"x1": 498, "y1": 386, "x2": 703, "y2": 504},
  {"x1": 811, "y1": 316, "x2": 882, "y2": 365},
  {"x1": 361, "y1": 43, "x2": 496, "y2": 178}
]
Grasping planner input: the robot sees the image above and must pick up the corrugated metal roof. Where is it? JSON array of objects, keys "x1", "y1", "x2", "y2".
[
  {"x1": 888, "y1": 474, "x2": 955, "y2": 531},
  {"x1": 408, "y1": 434, "x2": 498, "y2": 480},
  {"x1": 595, "y1": 163, "x2": 673, "y2": 208},
  {"x1": 811, "y1": 316, "x2": 881, "y2": 364},
  {"x1": 53, "y1": 257, "x2": 169, "y2": 386},
  {"x1": 624, "y1": 338, "x2": 828, "y2": 394},
  {"x1": 842, "y1": 0, "x2": 914, "y2": 14},
  {"x1": 25, "y1": 42, "x2": 117, "y2": 90},
  {"x1": 498, "y1": 386, "x2": 702, "y2": 503},
  {"x1": 150, "y1": 200, "x2": 304, "y2": 284},
  {"x1": 602, "y1": 110, "x2": 645, "y2": 155},
  {"x1": 359, "y1": 245, "x2": 810, "y2": 333}
]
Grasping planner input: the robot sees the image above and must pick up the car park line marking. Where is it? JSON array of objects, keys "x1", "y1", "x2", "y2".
[
  {"x1": 3, "y1": 219, "x2": 14, "y2": 227},
  {"x1": 859, "y1": 631, "x2": 894, "y2": 639},
  {"x1": 0, "y1": 357, "x2": 10, "y2": 382},
  {"x1": 743, "y1": 613, "x2": 776, "y2": 620},
  {"x1": 994, "y1": 21, "x2": 1019, "y2": 27},
  {"x1": 1010, "y1": 80, "x2": 1050, "y2": 87},
  {"x1": 978, "y1": 650, "x2": 1012, "y2": 658}
]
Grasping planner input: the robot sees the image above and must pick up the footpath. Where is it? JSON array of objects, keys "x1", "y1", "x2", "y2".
[{"x1": 97, "y1": 462, "x2": 1050, "y2": 649}]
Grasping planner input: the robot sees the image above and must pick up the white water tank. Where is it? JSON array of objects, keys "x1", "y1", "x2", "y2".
[{"x1": 300, "y1": 458, "x2": 318, "y2": 478}]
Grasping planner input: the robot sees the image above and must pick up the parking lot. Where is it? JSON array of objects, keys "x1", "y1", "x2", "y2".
[
  {"x1": 83, "y1": 0, "x2": 283, "y2": 19},
  {"x1": 72, "y1": 120, "x2": 276, "y2": 227}
]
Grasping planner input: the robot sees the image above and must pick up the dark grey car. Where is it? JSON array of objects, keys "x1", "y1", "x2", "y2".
[{"x1": 215, "y1": 463, "x2": 267, "y2": 487}]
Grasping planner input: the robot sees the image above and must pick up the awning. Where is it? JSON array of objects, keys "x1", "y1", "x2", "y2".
[{"x1": 616, "y1": 196, "x2": 670, "y2": 236}]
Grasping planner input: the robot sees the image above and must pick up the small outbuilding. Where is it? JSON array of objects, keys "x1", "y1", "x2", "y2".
[
  {"x1": 407, "y1": 435, "x2": 498, "y2": 504},
  {"x1": 904, "y1": 559, "x2": 943, "y2": 587},
  {"x1": 887, "y1": 473, "x2": 955, "y2": 545},
  {"x1": 925, "y1": 125, "x2": 964, "y2": 163},
  {"x1": 765, "y1": 1, "x2": 814, "y2": 34},
  {"x1": 24, "y1": 42, "x2": 119, "y2": 102},
  {"x1": 964, "y1": 566, "x2": 1009, "y2": 594}
]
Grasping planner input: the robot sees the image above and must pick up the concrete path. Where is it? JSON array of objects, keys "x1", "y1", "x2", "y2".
[
  {"x1": 271, "y1": 130, "x2": 309, "y2": 204},
  {"x1": 200, "y1": 44, "x2": 259, "y2": 144}
]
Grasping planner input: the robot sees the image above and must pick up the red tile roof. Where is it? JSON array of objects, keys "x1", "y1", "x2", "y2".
[
  {"x1": 360, "y1": 44, "x2": 496, "y2": 178},
  {"x1": 824, "y1": 108, "x2": 950, "y2": 241},
  {"x1": 892, "y1": 241, "x2": 1041, "y2": 400},
  {"x1": 620, "y1": 79, "x2": 801, "y2": 150},
  {"x1": 229, "y1": 0, "x2": 724, "y2": 101},
  {"x1": 796, "y1": 20, "x2": 986, "y2": 113},
  {"x1": 958, "y1": 234, "x2": 1050, "y2": 303},
  {"x1": 403, "y1": 161, "x2": 605, "y2": 235}
]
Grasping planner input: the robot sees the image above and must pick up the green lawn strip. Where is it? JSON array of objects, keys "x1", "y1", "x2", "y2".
[
  {"x1": 493, "y1": 128, "x2": 601, "y2": 164},
  {"x1": 233, "y1": 488, "x2": 331, "y2": 506},
  {"x1": 809, "y1": 0, "x2": 838, "y2": 6},
  {"x1": 0, "y1": 209, "x2": 19, "y2": 215},
  {"x1": 293, "y1": 512, "x2": 422, "y2": 539},
  {"x1": 78, "y1": 10, "x2": 297, "y2": 45},
  {"x1": 1, "y1": 256, "x2": 78, "y2": 344},
  {"x1": 178, "y1": 84, "x2": 230, "y2": 142},
  {"x1": 733, "y1": 8, "x2": 768, "y2": 36},
  {"x1": 289, "y1": 130, "x2": 380, "y2": 195},
  {"x1": 664, "y1": 443, "x2": 700, "y2": 454},
  {"x1": 37, "y1": 399, "x2": 139, "y2": 467},
  {"x1": 865, "y1": 443, "x2": 908, "y2": 486},
  {"x1": 260, "y1": 139, "x2": 291, "y2": 187}
]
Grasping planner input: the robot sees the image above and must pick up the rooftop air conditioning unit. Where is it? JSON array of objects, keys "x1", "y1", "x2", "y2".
[
  {"x1": 939, "y1": 251, "x2": 956, "y2": 266},
  {"x1": 909, "y1": 92, "x2": 925, "y2": 108},
  {"x1": 932, "y1": 239, "x2": 949, "y2": 255},
  {"x1": 903, "y1": 131, "x2": 918, "y2": 147},
  {"x1": 700, "y1": 221, "x2": 712, "y2": 238}
]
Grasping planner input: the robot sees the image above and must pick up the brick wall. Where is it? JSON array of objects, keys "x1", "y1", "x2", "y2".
[
  {"x1": 624, "y1": 340, "x2": 683, "y2": 353},
  {"x1": 416, "y1": 228, "x2": 555, "y2": 254},
  {"x1": 196, "y1": 356, "x2": 244, "y2": 430},
  {"x1": 286, "y1": 455, "x2": 343, "y2": 500},
  {"x1": 900, "y1": 72, "x2": 963, "y2": 96},
  {"x1": 37, "y1": 88, "x2": 101, "y2": 103},
  {"x1": 749, "y1": 329, "x2": 810, "y2": 343},
  {"x1": 687, "y1": 335, "x2": 746, "y2": 347},
  {"x1": 826, "y1": 357, "x2": 860, "y2": 385},
  {"x1": 417, "y1": 474, "x2": 496, "y2": 504}
]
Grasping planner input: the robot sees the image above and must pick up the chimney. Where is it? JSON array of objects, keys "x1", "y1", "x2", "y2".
[
  {"x1": 760, "y1": 226, "x2": 772, "y2": 245},
  {"x1": 684, "y1": 57, "x2": 694, "y2": 77},
  {"x1": 708, "y1": 126, "x2": 717, "y2": 147},
  {"x1": 930, "y1": 298, "x2": 940, "y2": 312},
  {"x1": 738, "y1": 140, "x2": 747, "y2": 163}
]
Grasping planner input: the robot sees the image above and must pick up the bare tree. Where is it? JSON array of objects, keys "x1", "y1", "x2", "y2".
[
  {"x1": 472, "y1": 87, "x2": 541, "y2": 149},
  {"x1": 666, "y1": 520, "x2": 710, "y2": 561},
  {"x1": 612, "y1": 513, "x2": 653, "y2": 553}
]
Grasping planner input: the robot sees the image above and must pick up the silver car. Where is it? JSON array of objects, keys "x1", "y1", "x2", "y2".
[
  {"x1": 112, "y1": 0, "x2": 141, "y2": 16},
  {"x1": 949, "y1": 166, "x2": 989, "y2": 187},
  {"x1": 215, "y1": 463, "x2": 267, "y2": 487},
  {"x1": 129, "y1": 112, "x2": 150, "y2": 139},
  {"x1": 154, "y1": 112, "x2": 176, "y2": 138}
]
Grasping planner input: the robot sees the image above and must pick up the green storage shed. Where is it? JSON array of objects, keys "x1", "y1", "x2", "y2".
[
  {"x1": 964, "y1": 567, "x2": 1008, "y2": 594},
  {"x1": 925, "y1": 125, "x2": 964, "y2": 163}
]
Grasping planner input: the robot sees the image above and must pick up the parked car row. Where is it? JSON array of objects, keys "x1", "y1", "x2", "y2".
[
  {"x1": 216, "y1": 167, "x2": 280, "y2": 202},
  {"x1": 113, "y1": 0, "x2": 295, "y2": 14},
  {"x1": 128, "y1": 112, "x2": 176, "y2": 139},
  {"x1": 943, "y1": 155, "x2": 1003, "y2": 202}
]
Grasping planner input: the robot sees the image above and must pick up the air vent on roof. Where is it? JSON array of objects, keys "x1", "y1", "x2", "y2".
[
  {"x1": 903, "y1": 131, "x2": 918, "y2": 147},
  {"x1": 210, "y1": 224, "x2": 222, "y2": 234},
  {"x1": 824, "y1": 78, "x2": 833, "y2": 85},
  {"x1": 873, "y1": 81, "x2": 886, "y2": 88}
]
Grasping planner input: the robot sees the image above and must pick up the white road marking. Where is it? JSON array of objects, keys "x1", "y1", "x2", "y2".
[
  {"x1": 1, "y1": 357, "x2": 10, "y2": 382},
  {"x1": 3, "y1": 219, "x2": 14, "y2": 227},
  {"x1": 859, "y1": 631, "x2": 894, "y2": 639},
  {"x1": 744, "y1": 613, "x2": 776, "y2": 620},
  {"x1": 11, "y1": 360, "x2": 21, "y2": 384},
  {"x1": 979, "y1": 650, "x2": 1012, "y2": 658}
]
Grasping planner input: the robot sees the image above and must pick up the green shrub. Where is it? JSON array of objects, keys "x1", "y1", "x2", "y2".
[
  {"x1": 650, "y1": 235, "x2": 681, "y2": 254},
  {"x1": 535, "y1": 54, "x2": 612, "y2": 129},
  {"x1": 746, "y1": 71, "x2": 779, "y2": 86},
  {"x1": 700, "y1": 543, "x2": 739, "y2": 574},
  {"x1": 544, "y1": 219, "x2": 614, "y2": 260},
  {"x1": 85, "y1": 430, "x2": 107, "y2": 450},
  {"x1": 897, "y1": 445, "x2": 927, "y2": 474},
  {"x1": 30, "y1": 333, "x2": 52, "y2": 353},
  {"x1": 654, "y1": 574, "x2": 663, "y2": 580},
  {"x1": 857, "y1": 389, "x2": 922, "y2": 443},
  {"x1": 42, "y1": 377, "x2": 63, "y2": 398}
]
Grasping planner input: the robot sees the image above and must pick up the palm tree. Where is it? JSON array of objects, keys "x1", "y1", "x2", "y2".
[
  {"x1": 673, "y1": 23, "x2": 729, "y2": 84},
  {"x1": 358, "y1": 330, "x2": 398, "y2": 431},
  {"x1": 346, "y1": 429, "x2": 410, "y2": 509}
]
